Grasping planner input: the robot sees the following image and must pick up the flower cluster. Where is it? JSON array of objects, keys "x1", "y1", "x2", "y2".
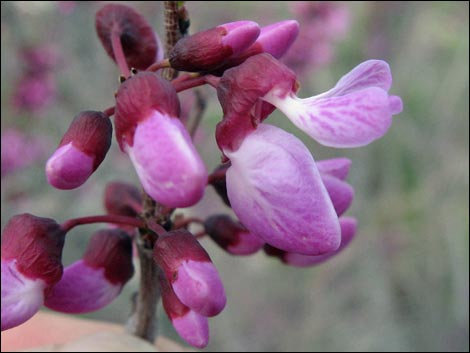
[{"x1": 1, "y1": 3, "x2": 402, "y2": 349}]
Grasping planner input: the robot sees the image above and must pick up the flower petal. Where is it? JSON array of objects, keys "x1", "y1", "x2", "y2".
[
  {"x1": 172, "y1": 260, "x2": 226, "y2": 317},
  {"x1": 44, "y1": 260, "x2": 122, "y2": 314},
  {"x1": 272, "y1": 87, "x2": 396, "y2": 148},
  {"x1": 172, "y1": 309, "x2": 209, "y2": 349},
  {"x1": 225, "y1": 124, "x2": 340, "y2": 255},
  {"x1": 1, "y1": 260, "x2": 46, "y2": 331},
  {"x1": 316, "y1": 157, "x2": 351, "y2": 180},
  {"x1": 45, "y1": 142, "x2": 94, "y2": 189},
  {"x1": 284, "y1": 217, "x2": 357, "y2": 267},
  {"x1": 321, "y1": 174, "x2": 354, "y2": 216},
  {"x1": 126, "y1": 111, "x2": 207, "y2": 208},
  {"x1": 321, "y1": 60, "x2": 393, "y2": 98}
]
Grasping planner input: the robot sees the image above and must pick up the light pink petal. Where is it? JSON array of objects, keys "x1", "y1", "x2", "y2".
[
  {"x1": 45, "y1": 142, "x2": 94, "y2": 189},
  {"x1": 221, "y1": 21, "x2": 261, "y2": 55},
  {"x1": 284, "y1": 217, "x2": 358, "y2": 267},
  {"x1": 172, "y1": 310, "x2": 209, "y2": 348},
  {"x1": 272, "y1": 87, "x2": 396, "y2": 148},
  {"x1": 225, "y1": 124, "x2": 340, "y2": 255},
  {"x1": 172, "y1": 260, "x2": 226, "y2": 317},
  {"x1": 44, "y1": 260, "x2": 121, "y2": 314},
  {"x1": 321, "y1": 174, "x2": 354, "y2": 216},
  {"x1": 1, "y1": 260, "x2": 46, "y2": 331},
  {"x1": 126, "y1": 111, "x2": 207, "y2": 208},
  {"x1": 316, "y1": 157, "x2": 351, "y2": 180},
  {"x1": 321, "y1": 60, "x2": 393, "y2": 98}
]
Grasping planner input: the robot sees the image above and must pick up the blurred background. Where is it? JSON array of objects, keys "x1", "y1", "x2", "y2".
[{"x1": 1, "y1": 1, "x2": 468, "y2": 351}]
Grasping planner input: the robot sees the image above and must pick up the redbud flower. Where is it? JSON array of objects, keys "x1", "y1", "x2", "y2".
[
  {"x1": 95, "y1": 4, "x2": 159, "y2": 70},
  {"x1": 316, "y1": 157, "x2": 352, "y2": 180},
  {"x1": 262, "y1": 58, "x2": 403, "y2": 147},
  {"x1": 208, "y1": 163, "x2": 231, "y2": 207},
  {"x1": 265, "y1": 217, "x2": 358, "y2": 267},
  {"x1": 44, "y1": 229, "x2": 134, "y2": 313},
  {"x1": 153, "y1": 230, "x2": 226, "y2": 317},
  {"x1": 45, "y1": 111, "x2": 112, "y2": 190},
  {"x1": 204, "y1": 215, "x2": 264, "y2": 255},
  {"x1": 320, "y1": 171, "x2": 354, "y2": 216},
  {"x1": 159, "y1": 272, "x2": 209, "y2": 348},
  {"x1": 115, "y1": 72, "x2": 207, "y2": 208},
  {"x1": 223, "y1": 123, "x2": 340, "y2": 255},
  {"x1": 1, "y1": 214, "x2": 65, "y2": 331},
  {"x1": 169, "y1": 20, "x2": 260, "y2": 72}
]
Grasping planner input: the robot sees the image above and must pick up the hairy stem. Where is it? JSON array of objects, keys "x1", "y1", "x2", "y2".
[{"x1": 162, "y1": 1, "x2": 181, "y2": 80}]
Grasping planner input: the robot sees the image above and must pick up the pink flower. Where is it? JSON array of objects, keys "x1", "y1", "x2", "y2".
[
  {"x1": 45, "y1": 111, "x2": 112, "y2": 189},
  {"x1": 115, "y1": 72, "x2": 207, "y2": 208},
  {"x1": 153, "y1": 230, "x2": 226, "y2": 317},
  {"x1": 1, "y1": 214, "x2": 65, "y2": 331},
  {"x1": 44, "y1": 229, "x2": 134, "y2": 313}
]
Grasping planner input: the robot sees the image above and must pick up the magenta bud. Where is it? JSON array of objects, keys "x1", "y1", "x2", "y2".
[
  {"x1": 95, "y1": 4, "x2": 158, "y2": 70},
  {"x1": 159, "y1": 273, "x2": 209, "y2": 348},
  {"x1": 1, "y1": 214, "x2": 65, "y2": 330},
  {"x1": 153, "y1": 230, "x2": 226, "y2": 317},
  {"x1": 115, "y1": 73, "x2": 207, "y2": 208},
  {"x1": 254, "y1": 20, "x2": 300, "y2": 59},
  {"x1": 204, "y1": 215, "x2": 264, "y2": 255},
  {"x1": 45, "y1": 111, "x2": 112, "y2": 189},
  {"x1": 169, "y1": 20, "x2": 260, "y2": 72},
  {"x1": 104, "y1": 181, "x2": 142, "y2": 217},
  {"x1": 45, "y1": 229, "x2": 134, "y2": 313}
]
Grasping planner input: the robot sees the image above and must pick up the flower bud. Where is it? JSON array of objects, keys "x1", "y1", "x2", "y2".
[
  {"x1": 45, "y1": 111, "x2": 112, "y2": 189},
  {"x1": 45, "y1": 229, "x2": 134, "y2": 313},
  {"x1": 115, "y1": 72, "x2": 207, "y2": 208},
  {"x1": 104, "y1": 181, "x2": 142, "y2": 217},
  {"x1": 153, "y1": 230, "x2": 226, "y2": 317},
  {"x1": 159, "y1": 272, "x2": 209, "y2": 348},
  {"x1": 204, "y1": 215, "x2": 264, "y2": 255},
  {"x1": 95, "y1": 4, "x2": 159, "y2": 70},
  {"x1": 1, "y1": 214, "x2": 65, "y2": 330},
  {"x1": 169, "y1": 21, "x2": 260, "y2": 72}
]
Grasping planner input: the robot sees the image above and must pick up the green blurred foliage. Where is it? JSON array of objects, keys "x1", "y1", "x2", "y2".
[{"x1": 1, "y1": 1, "x2": 468, "y2": 351}]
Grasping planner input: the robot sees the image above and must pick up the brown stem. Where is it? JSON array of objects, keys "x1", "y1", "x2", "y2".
[
  {"x1": 188, "y1": 88, "x2": 208, "y2": 138},
  {"x1": 126, "y1": 0, "x2": 184, "y2": 343},
  {"x1": 61, "y1": 214, "x2": 144, "y2": 233},
  {"x1": 162, "y1": 1, "x2": 181, "y2": 80},
  {"x1": 125, "y1": 236, "x2": 161, "y2": 342}
]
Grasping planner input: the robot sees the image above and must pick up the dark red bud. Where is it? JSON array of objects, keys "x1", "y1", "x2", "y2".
[
  {"x1": 204, "y1": 214, "x2": 246, "y2": 249},
  {"x1": 82, "y1": 229, "x2": 134, "y2": 285},
  {"x1": 104, "y1": 181, "x2": 142, "y2": 217},
  {"x1": 1, "y1": 214, "x2": 65, "y2": 286},
  {"x1": 95, "y1": 4, "x2": 158, "y2": 70},
  {"x1": 114, "y1": 72, "x2": 180, "y2": 150},
  {"x1": 58, "y1": 111, "x2": 112, "y2": 171},
  {"x1": 153, "y1": 230, "x2": 211, "y2": 283}
]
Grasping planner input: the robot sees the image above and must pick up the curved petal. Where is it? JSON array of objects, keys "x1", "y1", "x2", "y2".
[
  {"x1": 320, "y1": 60, "x2": 392, "y2": 98},
  {"x1": 273, "y1": 87, "x2": 396, "y2": 148},
  {"x1": 1, "y1": 260, "x2": 46, "y2": 331},
  {"x1": 225, "y1": 124, "x2": 340, "y2": 255},
  {"x1": 172, "y1": 309, "x2": 209, "y2": 349},
  {"x1": 44, "y1": 260, "x2": 121, "y2": 314}
]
